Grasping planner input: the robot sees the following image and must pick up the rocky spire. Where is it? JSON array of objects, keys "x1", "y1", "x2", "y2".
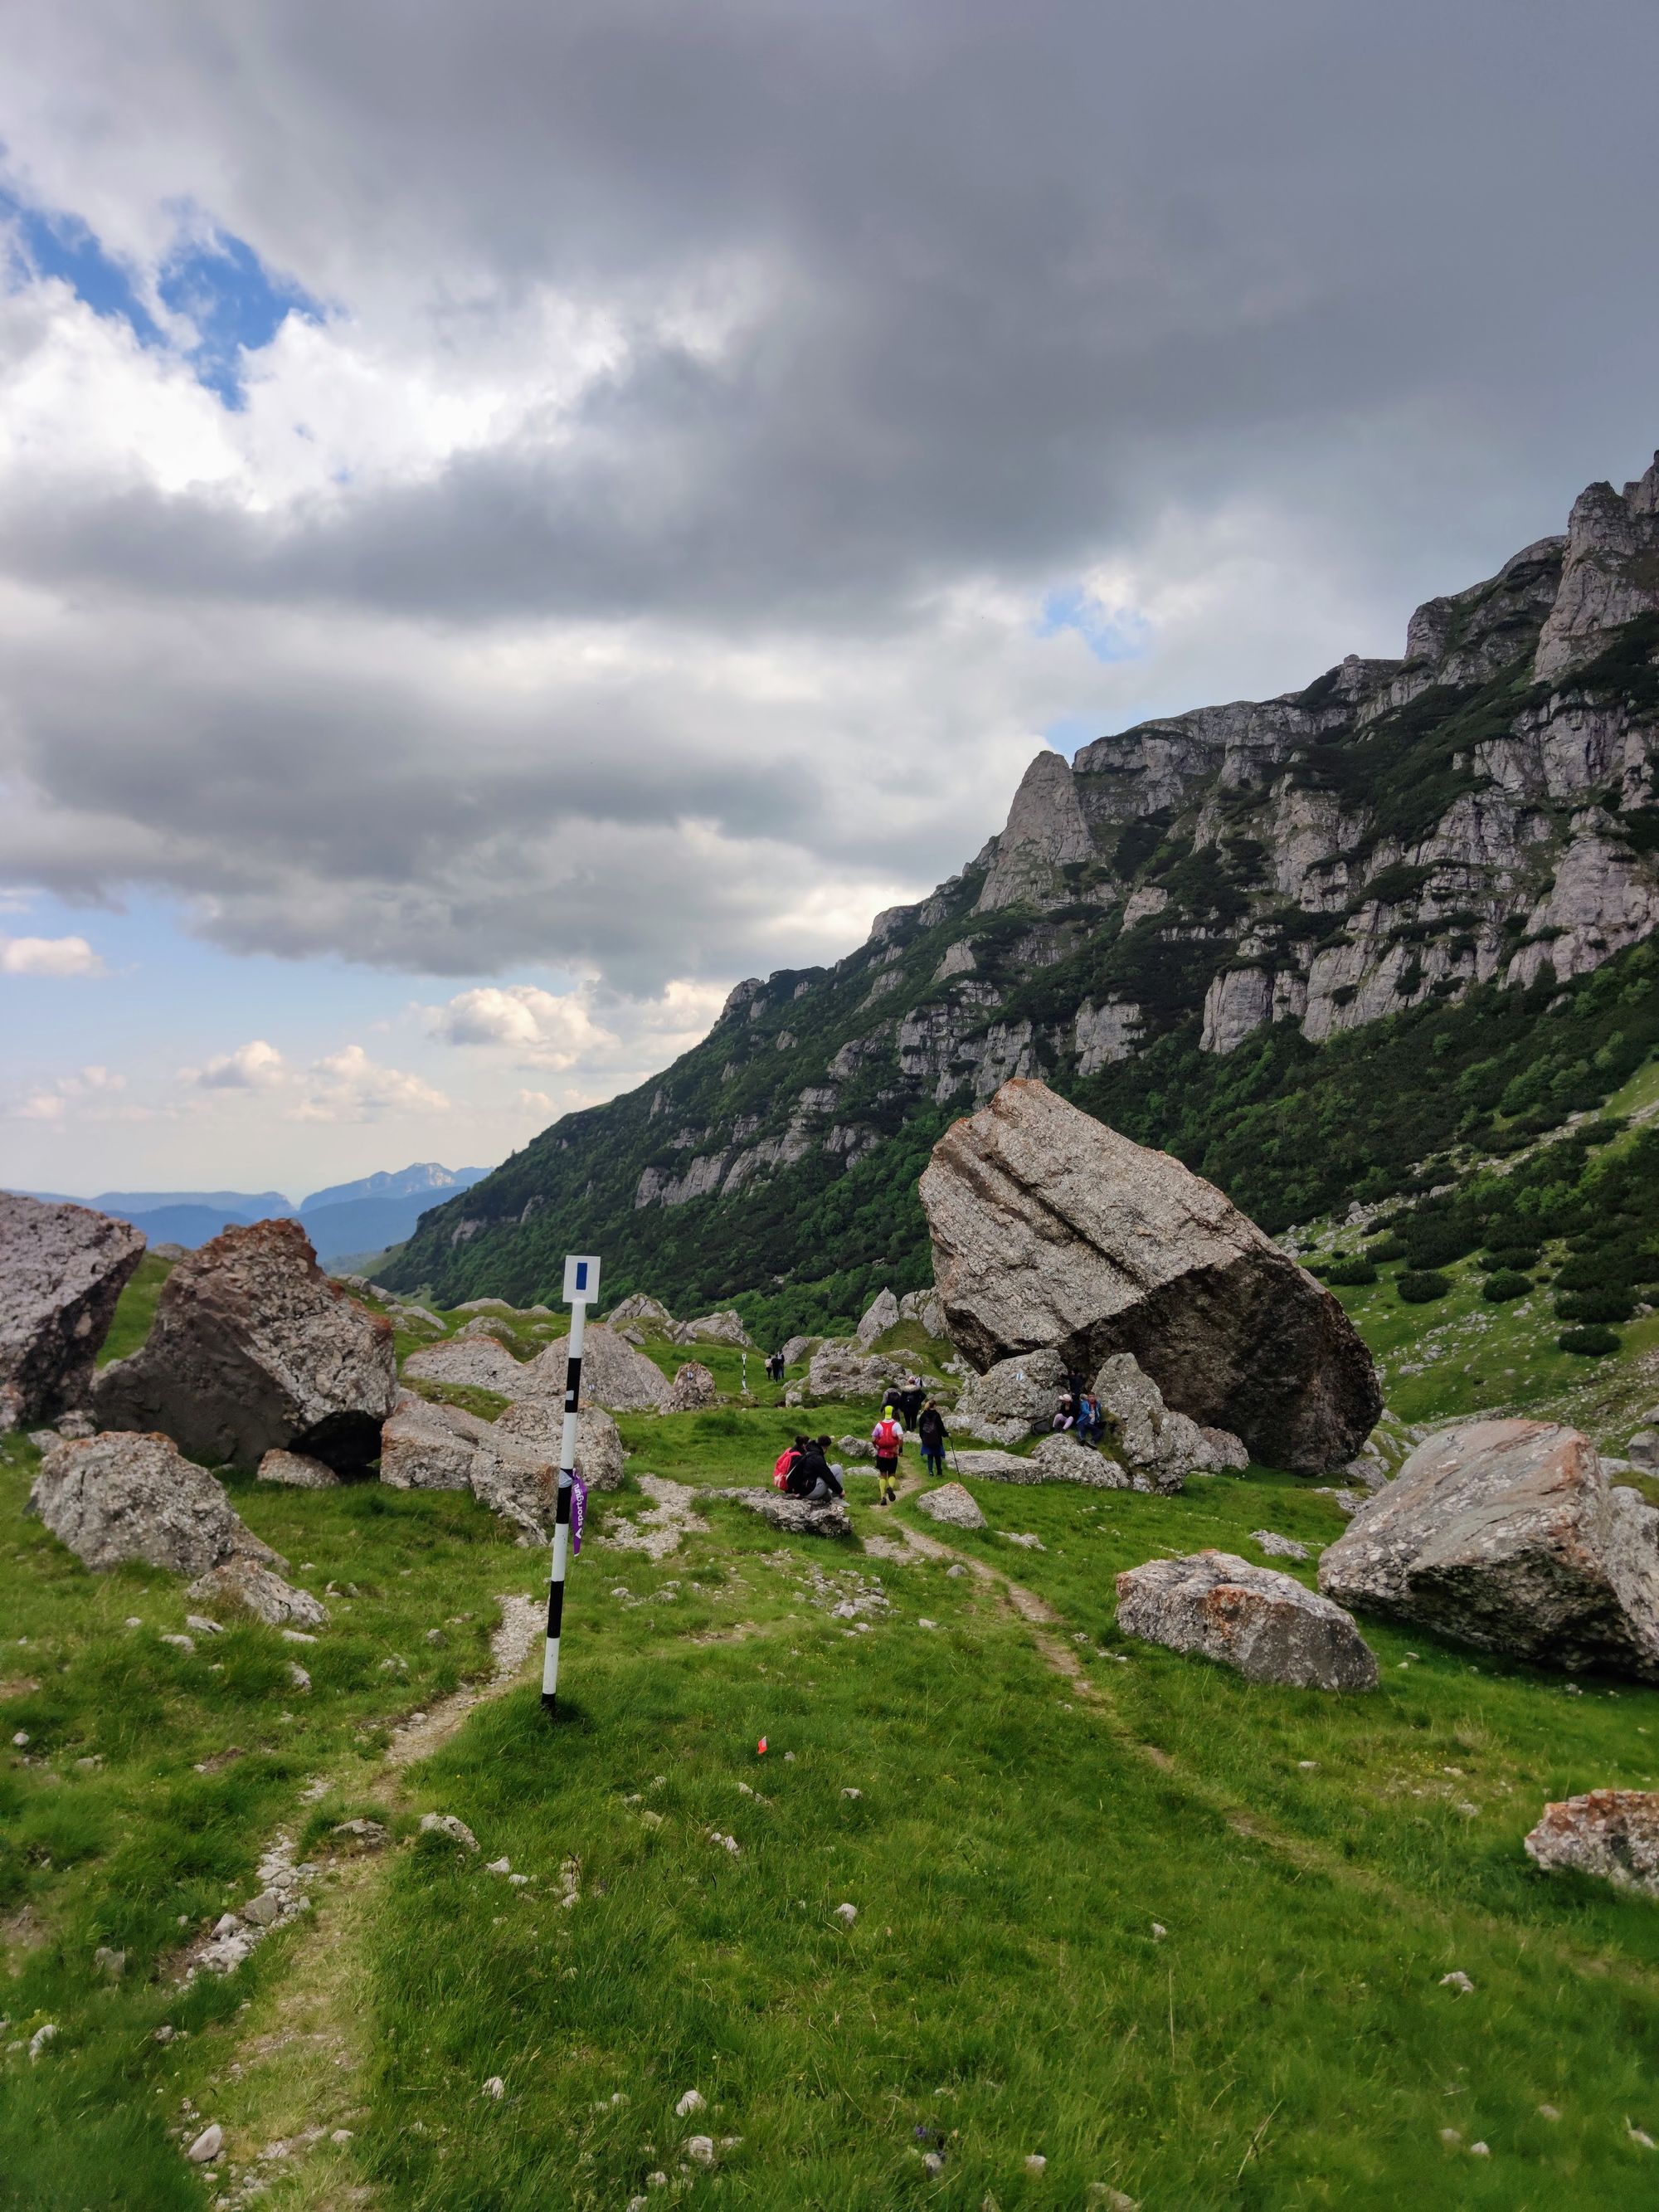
[
  {"x1": 975, "y1": 748, "x2": 1095, "y2": 912},
  {"x1": 1535, "y1": 453, "x2": 1659, "y2": 684}
]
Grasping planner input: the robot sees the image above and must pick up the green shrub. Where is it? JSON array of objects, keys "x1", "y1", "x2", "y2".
[
  {"x1": 1481, "y1": 1271, "x2": 1533, "y2": 1303},
  {"x1": 1398, "y1": 1270, "x2": 1452, "y2": 1303},
  {"x1": 1367, "y1": 1236, "x2": 1409, "y2": 1263},
  {"x1": 1557, "y1": 1324, "x2": 1620, "y2": 1357},
  {"x1": 1325, "y1": 1257, "x2": 1378, "y2": 1286},
  {"x1": 1554, "y1": 1290, "x2": 1637, "y2": 1325},
  {"x1": 1480, "y1": 1246, "x2": 1540, "y2": 1273}
]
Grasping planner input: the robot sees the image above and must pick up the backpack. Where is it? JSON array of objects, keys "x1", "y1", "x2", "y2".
[
  {"x1": 772, "y1": 1447, "x2": 798, "y2": 1493},
  {"x1": 786, "y1": 1457, "x2": 819, "y2": 1498},
  {"x1": 872, "y1": 1417, "x2": 902, "y2": 1456}
]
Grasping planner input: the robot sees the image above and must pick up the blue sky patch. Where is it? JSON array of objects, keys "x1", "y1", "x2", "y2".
[
  {"x1": 1037, "y1": 583, "x2": 1151, "y2": 665},
  {"x1": 2, "y1": 183, "x2": 321, "y2": 407}
]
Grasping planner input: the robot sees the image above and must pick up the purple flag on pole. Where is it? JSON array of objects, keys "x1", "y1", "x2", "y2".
[{"x1": 570, "y1": 1471, "x2": 588, "y2": 1554}]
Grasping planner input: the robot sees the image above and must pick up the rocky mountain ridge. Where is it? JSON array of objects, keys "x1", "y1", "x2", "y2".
[{"x1": 388, "y1": 454, "x2": 1659, "y2": 1328}]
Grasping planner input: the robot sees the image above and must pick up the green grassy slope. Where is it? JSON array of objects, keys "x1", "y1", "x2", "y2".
[{"x1": 10, "y1": 1377, "x2": 1659, "y2": 2208}]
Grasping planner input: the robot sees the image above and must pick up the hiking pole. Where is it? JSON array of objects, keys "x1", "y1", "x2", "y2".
[{"x1": 543, "y1": 1253, "x2": 601, "y2": 1713}]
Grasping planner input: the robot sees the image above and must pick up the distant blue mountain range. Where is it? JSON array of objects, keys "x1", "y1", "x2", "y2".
[{"x1": 12, "y1": 1162, "x2": 491, "y2": 1264}]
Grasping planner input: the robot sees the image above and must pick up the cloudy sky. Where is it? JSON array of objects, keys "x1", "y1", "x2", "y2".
[{"x1": 2, "y1": 0, "x2": 1656, "y2": 1201}]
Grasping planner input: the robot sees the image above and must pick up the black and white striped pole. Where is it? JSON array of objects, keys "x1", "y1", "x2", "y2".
[{"x1": 542, "y1": 1251, "x2": 601, "y2": 1713}]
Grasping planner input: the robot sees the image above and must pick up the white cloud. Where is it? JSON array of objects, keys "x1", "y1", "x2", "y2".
[
  {"x1": 427, "y1": 983, "x2": 617, "y2": 1065},
  {"x1": 290, "y1": 1043, "x2": 449, "y2": 1123},
  {"x1": 187, "y1": 1037, "x2": 286, "y2": 1089},
  {"x1": 14, "y1": 1062, "x2": 128, "y2": 1120},
  {"x1": 0, "y1": 931, "x2": 105, "y2": 976}
]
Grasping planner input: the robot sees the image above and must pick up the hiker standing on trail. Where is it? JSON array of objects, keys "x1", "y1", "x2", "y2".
[
  {"x1": 898, "y1": 1374, "x2": 924, "y2": 1429},
  {"x1": 917, "y1": 1399, "x2": 948, "y2": 1479},
  {"x1": 871, "y1": 1404, "x2": 903, "y2": 1504}
]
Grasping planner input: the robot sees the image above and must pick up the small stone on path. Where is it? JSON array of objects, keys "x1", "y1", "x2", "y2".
[{"x1": 187, "y1": 2124, "x2": 224, "y2": 2162}]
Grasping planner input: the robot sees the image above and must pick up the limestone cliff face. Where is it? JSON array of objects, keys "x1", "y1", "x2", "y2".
[{"x1": 391, "y1": 449, "x2": 1659, "y2": 1305}]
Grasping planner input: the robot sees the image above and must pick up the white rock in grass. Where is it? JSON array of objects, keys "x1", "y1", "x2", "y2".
[
  {"x1": 161, "y1": 1633, "x2": 196, "y2": 1652},
  {"x1": 184, "y1": 1615, "x2": 223, "y2": 1635},
  {"x1": 834, "y1": 1901, "x2": 858, "y2": 1926},
  {"x1": 485, "y1": 1857, "x2": 512, "y2": 1875},
  {"x1": 915, "y1": 1482, "x2": 985, "y2": 1531},
  {"x1": 674, "y1": 2090, "x2": 706, "y2": 2117},
  {"x1": 482, "y1": 2076, "x2": 505, "y2": 2100},
  {"x1": 286, "y1": 1663, "x2": 311, "y2": 1692},
  {"x1": 12, "y1": 1730, "x2": 29, "y2": 1748},
  {"x1": 1439, "y1": 1970, "x2": 1474, "y2": 1994},
  {"x1": 1251, "y1": 1530, "x2": 1311, "y2": 1562},
  {"x1": 419, "y1": 1812, "x2": 479, "y2": 1850},
  {"x1": 686, "y1": 2136, "x2": 717, "y2": 2167},
  {"x1": 186, "y1": 2123, "x2": 224, "y2": 2162},
  {"x1": 1025, "y1": 2154, "x2": 1048, "y2": 2174},
  {"x1": 28, "y1": 2023, "x2": 56, "y2": 2060}
]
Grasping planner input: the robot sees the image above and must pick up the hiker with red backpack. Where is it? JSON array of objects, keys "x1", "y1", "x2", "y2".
[
  {"x1": 870, "y1": 1404, "x2": 903, "y2": 1504},
  {"x1": 773, "y1": 1435, "x2": 809, "y2": 1491}
]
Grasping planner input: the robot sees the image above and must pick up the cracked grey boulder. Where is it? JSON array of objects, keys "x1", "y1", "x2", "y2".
[
  {"x1": 705, "y1": 1487, "x2": 853, "y2": 1537},
  {"x1": 0, "y1": 1194, "x2": 146, "y2": 1431},
  {"x1": 674, "y1": 1309, "x2": 754, "y2": 1349},
  {"x1": 855, "y1": 1288, "x2": 901, "y2": 1350},
  {"x1": 521, "y1": 1323, "x2": 671, "y2": 1412},
  {"x1": 805, "y1": 1342, "x2": 910, "y2": 1402},
  {"x1": 606, "y1": 1292, "x2": 675, "y2": 1329},
  {"x1": 28, "y1": 1431, "x2": 282, "y2": 1578},
  {"x1": 1117, "y1": 1551, "x2": 1378, "y2": 1690},
  {"x1": 1092, "y1": 1353, "x2": 1204, "y2": 1492},
  {"x1": 1317, "y1": 1418, "x2": 1659, "y2": 1680},
  {"x1": 954, "y1": 1347, "x2": 1068, "y2": 1443},
  {"x1": 379, "y1": 1393, "x2": 486, "y2": 1489},
  {"x1": 921, "y1": 1080, "x2": 1379, "y2": 1474},
  {"x1": 256, "y1": 1449, "x2": 343, "y2": 1488},
  {"x1": 91, "y1": 1219, "x2": 397, "y2": 1471},
  {"x1": 1524, "y1": 1790, "x2": 1659, "y2": 1897},
  {"x1": 493, "y1": 1398, "x2": 626, "y2": 1490}
]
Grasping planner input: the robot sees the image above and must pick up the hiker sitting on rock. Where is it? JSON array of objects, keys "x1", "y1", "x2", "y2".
[
  {"x1": 1073, "y1": 1390, "x2": 1103, "y2": 1449},
  {"x1": 773, "y1": 1435, "x2": 809, "y2": 1491},
  {"x1": 786, "y1": 1435, "x2": 844, "y2": 1503},
  {"x1": 917, "y1": 1398, "x2": 948, "y2": 1479},
  {"x1": 871, "y1": 1404, "x2": 904, "y2": 1504},
  {"x1": 1052, "y1": 1392, "x2": 1077, "y2": 1432}
]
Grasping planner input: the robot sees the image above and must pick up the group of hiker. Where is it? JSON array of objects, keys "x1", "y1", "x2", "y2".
[
  {"x1": 1052, "y1": 1384, "x2": 1105, "y2": 1448},
  {"x1": 772, "y1": 1384, "x2": 951, "y2": 1508}
]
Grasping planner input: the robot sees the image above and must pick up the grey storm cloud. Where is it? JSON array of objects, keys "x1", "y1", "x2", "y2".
[{"x1": 2, "y1": 0, "x2": 1658, "y2": 987}]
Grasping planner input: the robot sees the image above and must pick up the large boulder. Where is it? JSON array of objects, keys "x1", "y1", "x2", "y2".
[
  {"x1": 780, "y1": 1333, "x2": 820, "y2": 1367},
  {"x1": 27, "y1": 1431, "x2": 281, "y2": 1577},
  {"x1": 494, "y1": 1398, "x2": 627, "y2": 1490},
  {"x1": 919, "y1": 1079, "x2": 1380, "y2": 1474},
  {"x1": 1030, "y1": 1433, "x2": 1139, "y2": 1489},
  {"x1": 1093, "y1": 1352, "x2": 1210, "y2": 1492},
  {"x1": 91, "y1": 1220, "x2": 397, "y2": 1471},
  {"x1": 1524, "y1": 1791, "x2": 1659, "y2": 1898},
  {"x1": 954, "y1": 1348, "x2": 1068, "y2": 1444},
  {"x1": 522, "y1": 1324, "x2": 671, "y2": 1412},
  {"x1": 0, "y1": 1194, "x2": 146, "y2": 1430},
  {"x1": 607, "y1": 1292, "x2": 675, "y2": 1329},
  {"x1": 1117, "y1": 1552, "x2": 1379, "y2": 1690},
  {"x1": 805, "y1": 1342, "x2": 910, "y2": 1402},
  {"x1": 401, "y1": 1336, "x2": 529, "y2": 1397},
  {"x1": 664, "y1": 1361, "x2": 718, "y2": 1413},
  {"x1": 855, "y1": 1288, "x2": 901, "y2": 1351},
  {"x1": 1317, "y1": 1418, "x2": 1659, "y2": 1679},
  {"x1": 379, "y1": 1394, "x2": 488, "y2": 1489},
  {"x1": 898, "y1": 1289, "x2": 948, "y2": 1340}
]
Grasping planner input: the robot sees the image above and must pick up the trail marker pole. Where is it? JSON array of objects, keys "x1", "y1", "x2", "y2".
[{"x1": 542, "y1": 1252, "x2": 601, "y2": 1713}]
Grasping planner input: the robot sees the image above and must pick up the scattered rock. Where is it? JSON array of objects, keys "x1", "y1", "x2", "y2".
[
  {"x1": 92, "y1": 1946, "x2": 124, "y2": 1978},
  {"x1": 91, "y1": 1220, "x2": 397, "y2": 1471},
  {"x1": 603, "y1": 1475, "x2": 708, "y2": 1561},
  {"x1": 184, "y1": 1613, "x2": 223, "y2": 1635},
  {"x1": 1003, "y1": 1531, "x2": 1046, "y2": 1550},
  {"x1": 0, "y1": 1194, "x2": 145, "y2": 1432},
  {"x1": 834, "y1": 1901, "x2": 858, "y2": 1926},
  {"x1": 685, "y1": 2136, "x2": 717, "y2": 2166},
  {"x1": 1524, "y1": 1790, "x2": 1659, "y2": 1896},
  {"x1": 331, "y1": 1819, "x2": 389, "y2": 1852},
  {"x1": 1116, "y1": 1552, "x2": 1379, "y2": 1690},
  {"x1": 186, "y1": 2123, "x2": 224, "y2": 2162},
  {"x1": 482, "y1": 2076, "x2": 505, "y2": 2100},
  {"x1": 255, "y1": 1448, "x2": 343, "y2": 1488},
  {"x1": 705, "y1": 1488, "x2": 853, "y2": 1537},
  {"x1": 675, "y1": 2089, "x2": 706, "y2": 2117},
  {"x1": 1251, "y1": 1530, "x2": 1311, "y2": 1562},
  {"x1": 160, "y1": 1632, "x2": 196, "y2": 1652},
  {"x1": 1439, "y1": 1970, "x2": 1474, "y2": 1994},
  {"x1": 1317, "y1": 1419, "x2": 1659, "y2": 1680},
  {"x1": 380, "y1": 1392, "x2": 489, "y2": 1488},
  {"x1": 916, "y1": 1483, "x2": 987, "y2": 1531},
  {"x1": 187, "y1": 1557, "x2": 328, "y2": 1630},
  {"x1": 28, "y1": 1432, "x2": 282, "y2": 1578},
  {"x1": 920, "y1": 1079, "x2": 1380, "y2": 1473},
  {"x1": 419, "y1": 1812, "x2": 479, "y2": 1849},
  {"x1": 664, "y1": 1362, "x2": 718, "y2": 1414},
  {"x1": 1627, "y1": 1429, "x2": 1659, "y2": 1473}
]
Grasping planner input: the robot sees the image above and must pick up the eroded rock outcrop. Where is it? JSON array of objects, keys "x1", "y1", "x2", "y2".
[
  {"x1": 1535, "y1": 455, "x2": 1659, "y2": 683},
  {"x1": 922, "y1": 1081, "x2": 1379, "y2": 1474},
  {"x1": 916, "y1": 1481, "x2": 986, "y2": 1529},
  {"x1": 28, "y1": 1431, "x2": 281, "y2": 1577},
  {"x1": 1524, "y1": 1790, "x2": 1659, "y2": 1897},
  {"x1": 523, "y1": 1324, "x2": 671, "y2": 1412},
  {"x1": 91, "y1": 1220, "x2": 397, "y2": 1471},
  {"x1": 805, "y1": 1343, "x2": 910, "y2": 1402},
  {"x1": 1117, "y1": 1551, "x2": 1379, "y2": 1690},
  {"x1": 0, "y1": 1194, "x2": 146, "y2": 1430},
  {"x1": 664, "y1": 1361, "x2": 718, "y2": 1412},
  {"x1": 1317, "y1": 1418, "x2": 1659, "y2": 1678},
  {"x1": 855, "y1": 1287, "x2": 900, "y2": 1350}
]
